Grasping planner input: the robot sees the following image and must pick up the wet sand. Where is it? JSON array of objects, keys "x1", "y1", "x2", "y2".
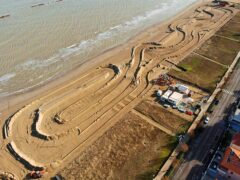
[
  {"x1": 0, "y1": 0, "x2": 239, "y2": 179},
  {"x1": 0, "y1": 0, "x2": 203, "y2": 118}
]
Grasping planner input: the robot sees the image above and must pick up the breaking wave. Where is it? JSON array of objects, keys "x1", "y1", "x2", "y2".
[
  {"x1": 0, "y1": 73, "x2": 16, "y2": 84},
  {"x1": 17, "y1": 0, "x2": 196, "y2": 71},
  {"x1": 0, "y1": 0, "x2": 197, "y2": 97}
]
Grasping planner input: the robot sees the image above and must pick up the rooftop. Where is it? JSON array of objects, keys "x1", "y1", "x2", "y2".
[
  {"x1": 177, "y1": 84, "x2": 189, "y2": 94},
  {"x1": 233, "y1": 108, "x2": 240, "y2": 123},
  {"x1": 231, "y1": 133, "x2": 240, "y2": 159},
  {"x1": 162, "y1": 90, "x2": 173, "y2": 99},
  {"x1": 169, "y1": 92, "x2": 183, "y2": 102},
  {"x1": 220, "y1": 147, "x2": 240, "y2": 175},
  {"x1": 232, "y1": 133, "x2": 240, "y2": 147}
]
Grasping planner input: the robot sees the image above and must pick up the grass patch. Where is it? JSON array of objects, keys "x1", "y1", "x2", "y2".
[
  {"x1": 169, "y1": 54, "x2": 227, "y2": 92},
  {"x1": 135, "y1": 101, "x2": 191, "y2": 134},
  {"x1": 165, "y1": 165, "x2": 174, "y2": 177},
  {"x1": 177, "y1": 152, "x2": 185, "y2": 160},
  {"x1": 195, "y1": 35, "x2": 240, "y2": 65},
  {"x1": 216, "y1": 21, "x2": 240, "y2": 41},
  {"x1": 137, "y1": 142, "x2": 178, "y2": 180},
  {"x1": 160, "y1": 147, "x2": 172, "y2": 158},
  {"x1": 181, "y1": 57, "x2": 201, "y2": 71},
  {"x1": 236, "y1": 58, "x2": 240, "y2": 69},
  {"x1": 137, "y1": 170, "x2": 158, "y2": 180},
  {"x1": 59, "y1": 112, "x2": 177, "y2": 180}
]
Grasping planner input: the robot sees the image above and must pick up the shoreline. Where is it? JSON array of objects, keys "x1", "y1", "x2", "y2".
[
  {"x1": 0, "y1": 0, "x2": 203, "y2": 120},
  {"x1": 1, "y1": 0, "x2": 238, "y2": 177}
]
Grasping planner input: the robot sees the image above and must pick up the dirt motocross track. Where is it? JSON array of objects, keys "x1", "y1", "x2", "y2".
[{"x1": 0, "y1": 2, "x2": 239, "y2": 179}]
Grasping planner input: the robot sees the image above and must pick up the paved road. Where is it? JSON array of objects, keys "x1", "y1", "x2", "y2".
[{"x1": 173, "y1": 61, "x2": 240, "y2": 180}]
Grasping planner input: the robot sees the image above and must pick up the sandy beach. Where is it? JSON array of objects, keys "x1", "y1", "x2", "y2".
[
  {"x1": 0, "y1": 0, "x2": 239, "y2": 179},
  {"x1": 0, "y1": 0, "x2": 202, "y2": 118}
]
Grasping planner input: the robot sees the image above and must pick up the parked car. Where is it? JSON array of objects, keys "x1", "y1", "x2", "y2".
[
  {"x1": 186, "y1": 110, "x2": 193, "y2": 116},
  {"x1": 215, "y1": 99, "x2": 219, "y2": 105},
  {"x1": 156, "y1": 90, "x2": 163, "y2": 97},
  {"x1": 204, "y1": 117, "x2": 210, "y2": 124},
  {"x1": 172, "y1": 105, "x2": 177, "y2": 109},
  {"x1": 178, "y1": 106, "x2": 186, "y2": 113},
  {"x1": 215, "y1": 152, "x2": 222, "y2": 161},
  {"x1": 194, "y1": 109, "x2": 200, "y2": 115},
  {"x1": 207, "y1": 103, "x2": 215, "y2": 113},
  {"x1": 163, "y1": 104, "x2": 171, "y2": 108}
]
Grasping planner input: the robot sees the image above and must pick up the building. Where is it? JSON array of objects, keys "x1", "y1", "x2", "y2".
[
  {"x1": 176, "y1": 84, "x2": 190, "y2": 94},
  {"x1": 160, "y1": 90, "x2": 173, "y2": 102},
  {"x1": 230, "y1": 103, "x2": 240, "y2": 132},
  {"x1": 231, "y1": 134, "x2": 240, "y2": 157},
  {"x1": 168, "y1": 92, "x2": 183, "y2": 106},
  {"x1": 233, "y1": 108, "x2": 240, "y2": 124},
  {"x1": 206, "y1": 151, "x2": 223, "y2": 178},
  {"x1": 217, "y1": 133, "x2": 240, "y2": 180},
  {"x1": 156, "y1": 90, "x2": 163, "y2": 97}
]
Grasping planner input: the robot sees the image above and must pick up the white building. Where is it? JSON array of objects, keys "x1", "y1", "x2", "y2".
[
  {"x1": 177, "y1": 84, "x2": 190, "y2": 94},
  {"x1": 168, "y1": 92, "x2": 183, "y2": 106},
  {"x1": 161, "y1": 90, "x2": 173, "y2": 102}
]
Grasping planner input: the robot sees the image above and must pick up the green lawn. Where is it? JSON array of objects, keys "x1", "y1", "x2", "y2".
[
  {"x1": 216, "y1": 20, "x2": 240, "y2": 41},
  {"x1": 169, "y1": 54, "x2": 227, "y2": 92},
  {"x1": 136, "y1": 136, "x2": 178, "y2": 180},
  {"x1": 195, "y1": 35, "x2": 240, "y2": 65},
  {"x1": 135, "y1": 101, "x2": 191, "y2": 134}
]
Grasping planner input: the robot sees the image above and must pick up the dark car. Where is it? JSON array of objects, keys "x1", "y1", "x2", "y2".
[{"x1": 215, "y1": 99, "x2": 219, "y2": 105}]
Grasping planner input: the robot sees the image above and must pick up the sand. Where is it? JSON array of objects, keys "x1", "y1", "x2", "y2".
[
  {"x1": 59, "y1": 112, "x2": 176, "y2": 180},
  {"x1": 0, "y1": 0, "x2": 239, "y2": 179}
]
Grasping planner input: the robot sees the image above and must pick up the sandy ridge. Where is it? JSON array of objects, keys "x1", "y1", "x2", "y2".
[{"x1": 0, "y1": 2, "x2": 238, "y2": 178}]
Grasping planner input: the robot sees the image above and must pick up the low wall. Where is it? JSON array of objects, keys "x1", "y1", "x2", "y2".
[{"x1": 7, "y1": 141, "x2": 44, "y2": 170}]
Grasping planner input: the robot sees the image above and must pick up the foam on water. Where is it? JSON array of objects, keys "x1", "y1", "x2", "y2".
[
  {"x1": 0, "y1": 0, "x2": 197, "y2": 97},
  {"x1": 0, "y1": 73, "x2": 16, "y2": 84},
  {"x1": 17, "y1": 0, "x2": 196, "y2": 72}
]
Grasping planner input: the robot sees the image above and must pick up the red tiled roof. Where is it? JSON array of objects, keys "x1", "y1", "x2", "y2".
[
  {"x1": 232, "y1": 133, "x2": 240, "y2": 147},
  {"x1": 220, "y1": 147, "x2": 240, "y2": 175},
  {"x1": 231, "y1": 147, "x2": 240, "y2": 160}
]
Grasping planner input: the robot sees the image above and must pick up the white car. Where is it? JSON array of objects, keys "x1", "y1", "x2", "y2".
[
  {"x1": 204, "y1": 117, "x2": 210, "y2": 124},
  {"x1": 163, "y1": 104, "x2": 171, "y2": 108},
  {"x1": 178, "y1": 106, "x2": 186, "y2": 113}
]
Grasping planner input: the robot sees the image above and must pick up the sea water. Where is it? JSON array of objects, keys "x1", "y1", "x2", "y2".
[{"x1": 0, "y1": 0, "x2": 197, "y2": 97}]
